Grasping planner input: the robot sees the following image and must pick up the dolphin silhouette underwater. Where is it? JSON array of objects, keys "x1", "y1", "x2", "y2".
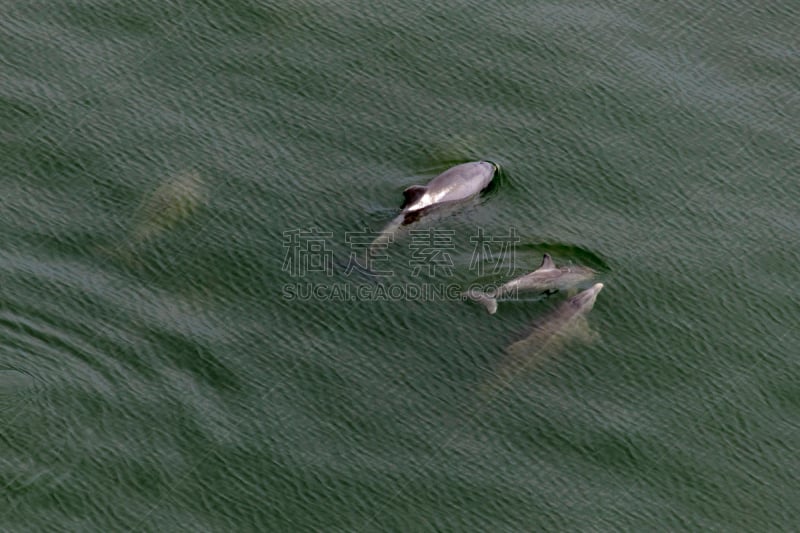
[
  {"x1": 485, "y1": 282, "x2": 605, "y2": 390},
  {"x1": 370, "y1": 161, "x2": 497, "y2": 253},
  {"x1": 98, "y1": 170, "x2": 206, "y2": 263},
  {"x1": 468, "y1": 254, "x2": 596, "y2": 314}
]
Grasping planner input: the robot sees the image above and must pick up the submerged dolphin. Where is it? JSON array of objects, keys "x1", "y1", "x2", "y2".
[
  {"x1": 487, "y1": 282, "x2": 605, "y2": 390},
  {"x1": 370, "y1": 161, "x2": 496, "y2": 253},
  {"x1": 468, "y1": 254, "x2": 596, "y2": 314},
  {"x1": 130, "y1": 170, "x2": 205, "y2": 246},
  {"x1": 99, "y1": 170, "x2": 206, "y2": 263}
]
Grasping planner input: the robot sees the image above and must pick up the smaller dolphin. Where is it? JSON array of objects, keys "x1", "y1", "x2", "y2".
[
  {"x1": 486, "y1": 282, "x2": 605, "y2": 391},
  {"x1": 468, "y1": 254, "x2": 595, "y2": 315},
  {"x1": 370, "y1": 161, "x2": 496, "y2": 254}
]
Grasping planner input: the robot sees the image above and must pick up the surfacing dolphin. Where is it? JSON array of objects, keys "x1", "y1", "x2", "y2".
[
  {"x1": 370, "y1": 161, "x2": 496, "y2": 254},
  {"x1": 486, "y1": 282, "x2": 605, "y2": 391},
  {"x1": 467, "y1": 254, "x2": 595, "y2": 315}
]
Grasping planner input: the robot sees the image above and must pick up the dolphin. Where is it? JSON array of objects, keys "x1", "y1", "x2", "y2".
[
  {"x1": 399, "y1": 161, "x2": 496, "y2": 213},
  {"x1": 369, "y1": 161, "x2": 496, "y2": 254},
  {"x1": 98, "y1": 170, "x2": 206, "y2": 263},
  {"x1": 129, "y1": 170, "x2": 205, "y2": 246},
  {"x1": 467, "y1": 254, "x2": 596, "y2": 314},
  {"x1": 486, "y1": 282, "x2": 605, "y2": 391}
]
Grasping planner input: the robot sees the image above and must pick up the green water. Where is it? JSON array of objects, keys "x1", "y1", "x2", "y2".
[{"x1": 2, "y1": 1, "x2": 799, "y2": 531}]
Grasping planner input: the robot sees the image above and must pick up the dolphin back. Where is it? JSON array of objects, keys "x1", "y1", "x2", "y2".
[{"x1": 401, "y1": 185, "x2": 428, "y2": 209}]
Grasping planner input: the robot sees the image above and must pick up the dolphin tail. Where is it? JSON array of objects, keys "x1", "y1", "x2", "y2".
[
  {"x1": 467, "y1": 289, "x2": 498, "y2": 315},
  {"x1": 368, "y1": 230, "x2": 392, "y2": 257},
  {"x1": 368, "y1": 214, "x2": 404, "y2": 257}
]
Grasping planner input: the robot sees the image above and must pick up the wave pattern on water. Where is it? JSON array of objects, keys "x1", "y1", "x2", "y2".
[{"x1": 2, "y1": 0, "x2": 800, "y2": 530}]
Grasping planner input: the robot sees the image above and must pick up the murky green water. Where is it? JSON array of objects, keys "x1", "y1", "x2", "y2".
[{"x1": 2, "y1": 1, "x2": 799, "y2": 531}]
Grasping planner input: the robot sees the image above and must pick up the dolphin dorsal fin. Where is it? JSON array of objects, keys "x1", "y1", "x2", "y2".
[
  {"x1": 401, "y1": 185, "x2": 427, "y2": 209},
  {"x1": 539, "y1": 253, "x2": 556, "y2": 270}
]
